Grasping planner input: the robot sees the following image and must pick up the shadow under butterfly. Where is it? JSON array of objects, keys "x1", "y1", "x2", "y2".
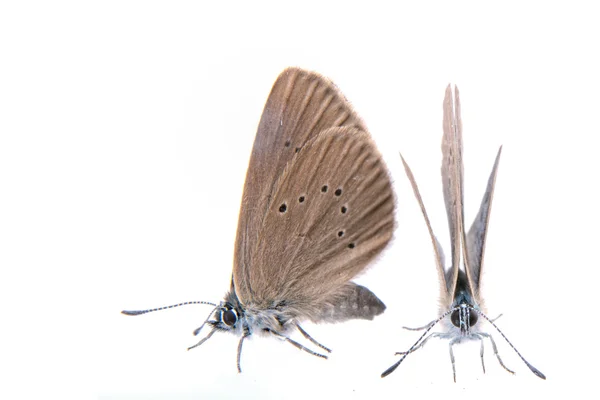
[
  {"x1": 382, "y1": 85, "x2": 545, "y2": 382},
  {"x1": 122, "y1": 67, "x2": 395, "y2": 372}
]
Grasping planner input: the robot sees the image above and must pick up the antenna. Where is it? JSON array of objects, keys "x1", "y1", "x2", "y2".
[
  {"x1": 381, "y1": 307, "x2": 455, "y2": 378},
  {"x1": 121, "y1": 301, "x2": 218, "y2": 315},
  {"x1": 471, "y1": 307, "x2": 546, "y2": 379}
]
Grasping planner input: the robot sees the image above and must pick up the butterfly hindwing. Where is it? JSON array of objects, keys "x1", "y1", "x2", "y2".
[
  {"x1": 246, "y1": 127, "x2": 394, "y2": 321},
  {"x1": 466, "y1": 147, "x2": 502, "y2": 303}
]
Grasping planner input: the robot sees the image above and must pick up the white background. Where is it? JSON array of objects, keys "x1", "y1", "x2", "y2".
[{"x1": 1, "y1": 1, "x2": 598, "y2": 399}]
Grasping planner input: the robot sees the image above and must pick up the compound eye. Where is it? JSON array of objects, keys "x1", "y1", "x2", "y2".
[
  {"x1": 469, "y1": 309, "x2": 478, "y2": 326},
  {"x1": 222, "y1": 309, "x2": 238, "y2": 326},
  {"x1": 450, "y1": 309, "x2": 460, "y2": 327}
]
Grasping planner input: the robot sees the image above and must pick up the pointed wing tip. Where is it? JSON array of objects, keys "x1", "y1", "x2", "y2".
[
  {"x1": 443, "y1": 84, "x2": 460, "y2": 103},
  {"x1": 399, "y1": 153, "x2": 413, "y2": 176},
  {"x1": 445, "y1": 84, "x2": 453, "y2": 99},
  {"x1": 495, "y1": 145, "x2": 503, "y2": 161}
]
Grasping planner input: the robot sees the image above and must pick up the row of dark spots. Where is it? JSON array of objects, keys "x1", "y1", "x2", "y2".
[
  {"x1": 279, "y1": 199, "x2": 347, "y2": 215},
  {"x1": 334, "y1": 189, "x2": 352, "y2": 247},
  {"x1": 323, "y1": 186, "x2": 347, "y2": 213},
  {"x1": 277, "y1": 181, "x2": 353, "y2": 248},
  {"x1": 336, "y1": 230, "x2": 355, "y2": 248},
  {"x1": 284, "y1": 140, "x2": 301, "y2": 153},
  {"x1": 278, "y1": 186, "x2": 347, "y2": 214},
  {"x1": 278, "y1": 196, "x2": 304, "y2": 213},
  {"x1": 320, "y1": 185, "x2": 343, "y2": 197}
]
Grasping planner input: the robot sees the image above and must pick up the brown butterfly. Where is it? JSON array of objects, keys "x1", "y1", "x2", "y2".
[
  {"x1": 123, "y1": 67, "x2": 395, "y2": 372},
  {"x1": 382, "y1": 85, "x2": 545, "y2": 381}
]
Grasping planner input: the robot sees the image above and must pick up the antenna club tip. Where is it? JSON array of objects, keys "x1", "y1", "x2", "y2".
[
  {"x1": 533, "y1": 369, "x2": 546, "y2": 380},
  {"x1": 121, "y1": 310, "x2": 140, "y2": 316},
  {"x1": 381, "y1": 365, "x2": 396, "y2": 378}
]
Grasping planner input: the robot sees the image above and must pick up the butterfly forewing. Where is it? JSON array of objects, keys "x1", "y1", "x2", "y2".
[
  {"x1": 400, "y1": 154, "x2": 450, "y2": 305},
  {"x1": 247, "y1": 127, "x2": 394, "y2": 319},
  {"x1": 233, "y1": 68, "x2": 366, "y2": 305},
  {"x1": 441, "y1": 85, "x2": 462, "y2": 301},
  {"x1": 451, "y1": 86, "x2": 481, "y2": 300},
  {"x1": 466, "y1": 147, "x2": 502, "y2": 302}
]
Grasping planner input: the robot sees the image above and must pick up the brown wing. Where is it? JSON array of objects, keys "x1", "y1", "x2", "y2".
[
  {"x1": 400, "y1": 154, "x2": 450, "y2": 306},
  {"x1": 243, "y1": 126, "x2": 394, "y2": 319},
  {"x1": 452, "y1": 86, "x2": 482, "y2": 300},
  {"x1": 233, "y1": 68, "x2": 366, "y2": 305},
  {"x1": 466, "y1": 147, "x2": 502, "y2": 303},
  {"x1": 441, "y1": 85, "x2": 461, "y2": 301}
]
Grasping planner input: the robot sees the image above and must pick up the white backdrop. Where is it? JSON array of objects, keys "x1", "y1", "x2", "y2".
[{"x1": 1, "y1": 1, "x2": 597, "y2": 399}]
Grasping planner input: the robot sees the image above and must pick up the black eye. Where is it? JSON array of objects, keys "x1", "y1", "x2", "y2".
[
  {"x1": 450, "y1": 310, "x2": 460, "y2": 327},
  {"x1": 469, "y1": 309, "x2": 478, "y2": 326},
  {"x1": 223, "y1": 309, "x2": 237, "y2": 326}
]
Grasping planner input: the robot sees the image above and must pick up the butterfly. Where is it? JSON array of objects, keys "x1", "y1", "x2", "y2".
[
  {"x1": 382, "y1": 84, "x2": 545, "y2": 381},
  {"x1": 123, "y1": 67, "x2": 395, "y2": 372}
]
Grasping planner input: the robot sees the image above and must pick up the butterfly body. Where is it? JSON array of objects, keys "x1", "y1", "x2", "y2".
[
  {"x1": 215, "y1": 280, "x2": 387, "y2": 338},
  {"x1": 442, "y1": 270, "x2": 481, "y2": 337},
  {"x1": 207, "y1": 296, "x2": 290, "y2": 339}
]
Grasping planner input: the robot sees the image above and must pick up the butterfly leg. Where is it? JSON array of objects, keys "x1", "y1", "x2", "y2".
[
  {"x1": 473, "y1": 333, "x2": 486, "y2": 373},
  {"x1": 394, "y1": 332, "x2": 443, "y2": 355},
  {"x1": 478, "y1": 332, "x2": 514, "y2": 375},
  {"x1": 269, "y1": 330, "x2": 328, "y2": 359},
  {"x1": 402, "y1": 320, "x2": 436, "y2": 331},
  {"x1": 192, "y1": 305, "x2": 220, "y2": 335},
  {"x1": 187, "y1": 327, "x2": 217, "y2": 351},
  {"x1": 449, "y1": 337, "x2": 461, "y2": 383},
  {"x1": 295, "y1": 323, "x2": 332, "y2": 353},
  {"x1": 490, "y1": 313, "x2": 503, "y2": 323},
  {"x1": 236, "y1": 329, "x2": 251, "y2": 373}
]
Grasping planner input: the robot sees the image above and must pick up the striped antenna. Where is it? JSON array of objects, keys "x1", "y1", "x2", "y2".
[
  {"x1": 471, "y1": 307, "x2": 546, "y2": 379},
  {"x1": 381, "y1": 307, "x2": 456, "y2": 378},
  {"x1": 121, "y1": 301, "x2": 218, "y2": 316}
]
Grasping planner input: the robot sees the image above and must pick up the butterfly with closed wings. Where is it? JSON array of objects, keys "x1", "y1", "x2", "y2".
[
  {"x1": 381, "y1": 85, "x2": 545, "y2": 382},
  {"x1": 123, "y1": 68, "x2": 395, "y2": 373}
]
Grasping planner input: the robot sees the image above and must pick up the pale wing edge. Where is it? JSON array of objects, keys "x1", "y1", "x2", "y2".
[
  {"x1": 466, "y1": 146, "x2": 502, "y2": 302},
  {"x1": 401, "y1": 154, "x2": 450, "y2": 303}
]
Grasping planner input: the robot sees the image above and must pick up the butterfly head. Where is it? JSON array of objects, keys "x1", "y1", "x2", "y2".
[
  {"x1": 205, "y1": 291, "x2": 247, "y2": 335},
  {"x1": 450, "y1": 303, "x2": 478, "y2": 336}
]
